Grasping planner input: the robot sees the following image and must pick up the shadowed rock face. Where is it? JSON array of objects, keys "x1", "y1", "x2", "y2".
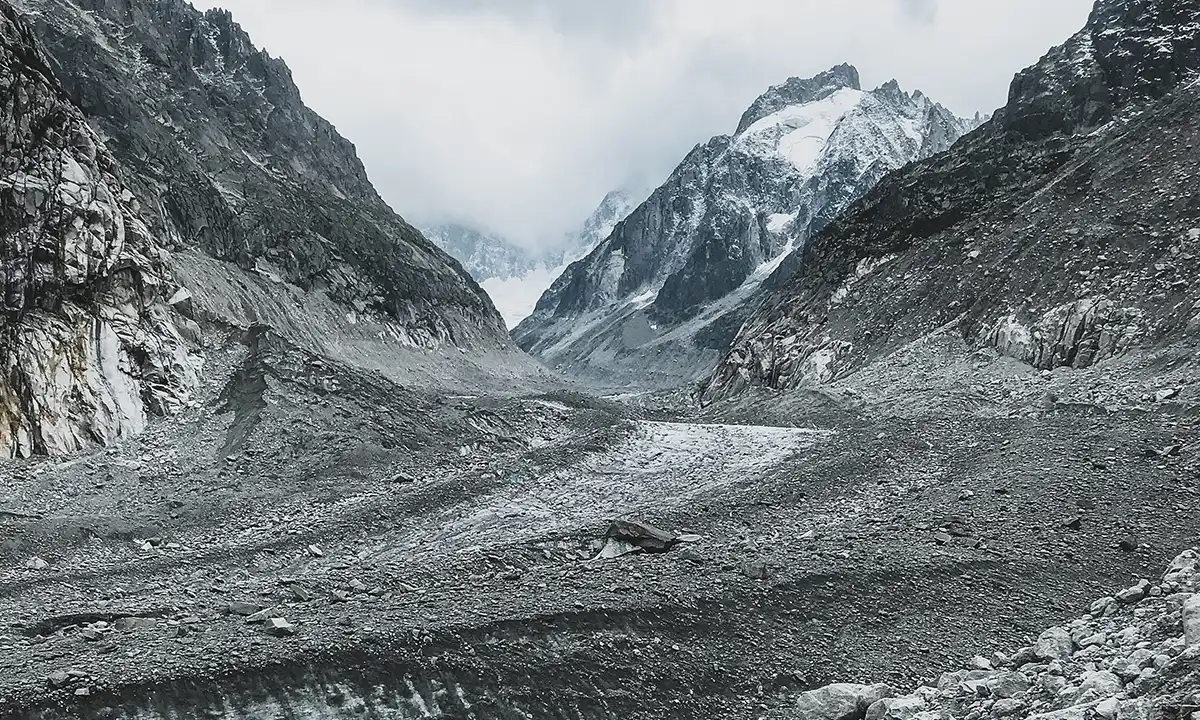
[
  {"x1": 0, "y1": 2, "x2": 199, "y2": 456},
  {"x1": 0, "y1": 0, "x2": 516, "y2": 457},
  {"x1": 513, "y1": 65, "x2": 977, "y2": 389},
  {"x1": 11, "y1": 0, "x2": 504, "y2": 347},
  {"x1": 703, "y1": 0, "x2": 1200, "y2": 403}
]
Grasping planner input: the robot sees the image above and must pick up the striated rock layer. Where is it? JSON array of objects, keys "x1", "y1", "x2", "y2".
[
  {"x1": 704, "y1": 0, "x2": 1200, "y2": 402},
  {"x1": 0, "y1": 3, "x2": 198, "y2": 456}
]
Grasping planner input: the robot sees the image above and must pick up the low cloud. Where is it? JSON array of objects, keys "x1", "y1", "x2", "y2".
[
  {"x1": 898, "y1": 0, "x2": 939, "y2": 24},
  {"x1": 195, "y1": 0, "x2": 1093, "y2": 248}
]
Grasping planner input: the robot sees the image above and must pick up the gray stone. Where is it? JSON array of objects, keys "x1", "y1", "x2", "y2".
[
  {"x1": 226, "y1": 601, "x2": 263, "y2": 616},
  {"x1": 986, "y1": 672, "x2": 1030, "y2": 699},
  {"x1": 46, "y1": 671, "x2": 70, "y2": 688},
  {"x1": 1115, "y1": 580, "x2": 1150, "y2": 604},
  {"x1": 741, "y1": 560, "x2": 769, "y2": 580},
  {"x1": 606, "y1": 519, "x2": 677, "y2": 553},
  {"x1": 936, "y1": 670, "x2": 995, "y2": 692},
  {"x1": 264, "y1": 617, "x2": 297, "y2": 637},
  {"x1": 991, "y1": 698, "x2": 1026, "y2": 717},
  {"x1": 794, "y1": 683, "x2": 894, "y2": 720},
  {"x1": 1095, "y1": 697, "x2": 1120, "y2": 720},
  {"x1": 1164, "y1": 550, "x2": 1199, "y2": 589},
  {"x1": 1073, "y1": 670, "x2": 1122, "y2": 702},
  {"x1": 1183, "y1": 594, "x2": 1200, "y2": 647},
  {"x1": 865, "y1": 695, "x2": 926, "y2": 720},
  {"x1": 1035, "y1": 627, "x2": 1075, "y2": 661}
]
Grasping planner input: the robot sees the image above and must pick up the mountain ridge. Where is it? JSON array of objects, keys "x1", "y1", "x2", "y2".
[
  {"x1": 702, "y1": 0, "x2": 1200, "y2": 402},
  {"x1": 513, "y1": 64, "x2": 979, "y2": 388}
]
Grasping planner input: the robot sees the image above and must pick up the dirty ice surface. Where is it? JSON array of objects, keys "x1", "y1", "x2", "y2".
[{"x1": 403, "y1": 420, "x2": 834, "y2": 556}]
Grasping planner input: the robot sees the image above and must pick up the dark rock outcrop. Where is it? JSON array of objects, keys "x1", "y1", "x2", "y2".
[{"x1": 703, "y1": 0, "x2": 1200, "y2": 402}]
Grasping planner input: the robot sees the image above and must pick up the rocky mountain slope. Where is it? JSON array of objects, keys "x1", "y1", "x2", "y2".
[
  {"x1": 425, "y1": 189, "x2": 641, "y2": 328},
  {"x1": 0, "y1": 0, "x2": 529, "y2": 457},
  {"x1": 780, "y1": 549, "x2": 1200, "y2": 720},
  {"x1": 703, "y1": 0, "x2": 1200, "y2": 402},
  {"x1": 514, "y1": 65, "x2": 979, "y2": 388}
]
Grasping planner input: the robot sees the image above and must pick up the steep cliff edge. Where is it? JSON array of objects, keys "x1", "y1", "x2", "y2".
[
  {"x1": 0, "y1": 3, "x2": 198, "y2": 456},
  {"x1": 0, "y1": 0, "x2": 528, "y2": 457},
  {"x1": 703, "y1": 0, "x2": 1200, "y2": 402}
]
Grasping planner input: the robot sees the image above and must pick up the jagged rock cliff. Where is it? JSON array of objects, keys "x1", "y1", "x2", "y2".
[
  {"x1": 13, "y1": 0, "x2": 504, "y2": 347},
  {"x1": 513, "y1": 65, "x2": 977, "y2": 388},
  {"x1": 0, "y1": 3, "x2": 198, "y2": 456},
  {"x1": 703, "y1": 0, "x2": 1200, "y2": 402},
  {"x1": 0, "y1": 0, "x2": 517, "y2": 457}
]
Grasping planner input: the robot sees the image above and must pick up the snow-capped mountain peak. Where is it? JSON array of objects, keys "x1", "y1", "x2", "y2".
[
  {"x1": 514, "y1": 64, "x2": 981, "y2": 387},
  {"x1": 735, "y1": 63, "x2": 861, "y2": 134}
]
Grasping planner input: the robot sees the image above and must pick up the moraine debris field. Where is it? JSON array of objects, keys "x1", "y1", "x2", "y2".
[{"x1": 1, "y1": 0, "x2": 1199, "y2": 719}]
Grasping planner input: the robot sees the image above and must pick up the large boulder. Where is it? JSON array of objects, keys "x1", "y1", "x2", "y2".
[
  {"x1": 794, "y1": 683, "x2": 894, "y2": 720},
  {"x1": 1183, "y1": 594, "x2": 1200, "y2": 648},
  {"x1": 1035, "y1": 627, "x2": 1076, "y2": 661},
  {"x1": 864, "y1": 694, "x2": 927, "y2": 720}
]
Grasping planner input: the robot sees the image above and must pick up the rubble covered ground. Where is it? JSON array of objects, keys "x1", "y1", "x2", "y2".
[{"x1": 1, "y1": 331, "x2": 1197, "y2": 719}]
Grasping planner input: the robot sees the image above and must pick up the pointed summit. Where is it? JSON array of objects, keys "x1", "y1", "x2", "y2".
[{"x1": 736, "y1": 63, "x2": 862, "y2": 134}]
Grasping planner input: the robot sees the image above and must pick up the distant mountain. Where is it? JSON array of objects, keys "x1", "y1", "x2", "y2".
[
  {"x1": 422, "y1": 189, "x2": 642, "y2": 328},
  {"x1": 513, "y1": 65, "x2": 980, "y2": 387},
  {"x1": 422, "y1": 224, "x2": 542, "y2": 283},
  {"x1": 703, "y1": 0, "x2": 1200, "y2": 401}
]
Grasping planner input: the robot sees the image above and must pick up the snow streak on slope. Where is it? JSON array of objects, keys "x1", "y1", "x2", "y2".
[{"x1": 515, "y1": 65, "x2": 980, "y2": 387}]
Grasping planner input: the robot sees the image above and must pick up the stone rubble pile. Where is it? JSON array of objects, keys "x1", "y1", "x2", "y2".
[{"x1": 792, "y1": 549, "x2": 1200, "y2": 720}]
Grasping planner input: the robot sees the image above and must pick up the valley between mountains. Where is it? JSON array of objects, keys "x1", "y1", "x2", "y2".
[{"x1": 1, "y1": 0, "x2": 1199, "y2": 719}]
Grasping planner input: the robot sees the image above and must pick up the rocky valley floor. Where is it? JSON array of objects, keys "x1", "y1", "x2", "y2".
[{"x1": 0, "y1": 333, "x2": 1198, "y2": 719}]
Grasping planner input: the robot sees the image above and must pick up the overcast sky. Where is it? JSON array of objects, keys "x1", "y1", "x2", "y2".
[{"x1": 193, "y1": 0, "x2": 1095, "y2": 250}]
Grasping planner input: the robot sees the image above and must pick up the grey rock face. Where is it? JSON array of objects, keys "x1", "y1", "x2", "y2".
[
  {"x1": 0, "y1": 0, "x2": 516, "y2": 456},
  {"x1": 514, "y1": 64, "x2": 976, "y2": 388},
  {"x1": 12, "y1": 0, "x2": 504, "y2": 347},
  {"x1": 703, "y1": 0, "x2": 1200, "y2": 402},
  {"x1": 0, "y1": 3, "x2": 199, "y2": 456}
]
